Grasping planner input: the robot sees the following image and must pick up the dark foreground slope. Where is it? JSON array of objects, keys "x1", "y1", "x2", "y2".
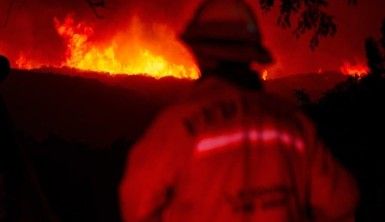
[
  {"x1": 1, "y1": 69, "x2": 345, "y2": 146},
  {"x1": 1, "y1": 69, "x2": 193, "y2": 146},
  {"x1": 0, "y1": 68, "x2": 346, "y2": 222}
]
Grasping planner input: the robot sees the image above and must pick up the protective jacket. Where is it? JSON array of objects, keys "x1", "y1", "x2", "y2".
[{"x1": 119, "y1": 76, "x2": 359, "y2": 222}]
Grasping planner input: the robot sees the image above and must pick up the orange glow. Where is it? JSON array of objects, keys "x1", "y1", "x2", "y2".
[
  {"x1": 340, "y1": 62, "x2": 369, "y2": 77},
  {"x1": 262, "y1": 69, "x2": 269, "y2": 80},
  {"x1": 15, "y1": 54, "x2": 32, "y2": 69},
  {"x1": 52, "y1": 15, "x2": 200, "y2": 79},
  {"x1": 15, "y1": 53, "x2": 45, "y2": 70}
]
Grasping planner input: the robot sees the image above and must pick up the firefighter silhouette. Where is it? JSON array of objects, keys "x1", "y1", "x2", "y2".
[
  {"x1": 0, "y1": 55, "x2": 12, "y2": 221},
  {"x1": 0, "y1": 55, "x2": 58, "y2": 221},
  {"x1": 119, "y1": 0, "x2": 359, "y2": 221},
  {"x1": 0, "y1": 55, "x2": 10, "y2": 82}
]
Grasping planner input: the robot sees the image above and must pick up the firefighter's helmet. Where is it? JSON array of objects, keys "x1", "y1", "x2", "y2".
[{"x1": 181, "y1": 0, "x2": 273, "y2": 69}]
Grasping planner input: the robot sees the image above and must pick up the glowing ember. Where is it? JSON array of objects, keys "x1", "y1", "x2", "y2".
[
  {"x1": 262, "y1": 69, "x2": 269, "y2": 80},
  {"x1": 340, "y1": 62, "x2": 369, "y2": 77}
]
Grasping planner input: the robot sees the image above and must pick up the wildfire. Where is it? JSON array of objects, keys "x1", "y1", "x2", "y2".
[
  {"x1": 16, "y1": 15, "x2": 200, "y2": 79},
  {"x1": 340, "y1": 62, "x2": 369, "y2": 77}
]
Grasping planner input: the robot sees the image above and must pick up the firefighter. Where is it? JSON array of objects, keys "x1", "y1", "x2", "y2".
[
  {"x1": 0, "y1": 55, "x2": 59, "y2": 221},
  {"x1": 119, "y1": 0, "x2": 359, "y2": 221}
]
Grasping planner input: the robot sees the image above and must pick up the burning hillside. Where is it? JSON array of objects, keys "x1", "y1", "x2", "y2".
[{"x1": 14, "y1": 14, "x2": 200, "y2": 79}]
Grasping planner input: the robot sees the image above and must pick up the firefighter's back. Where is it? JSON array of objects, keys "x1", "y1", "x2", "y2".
[{"x1": 164, "y1": 78, "x2": 309, "y2": 222}]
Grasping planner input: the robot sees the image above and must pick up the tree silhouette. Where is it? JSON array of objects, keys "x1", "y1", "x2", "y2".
[
  {"x1": 365, "y1": 37, "x2": 385, "y2": 77},
  {"x1": 80, "y1": 0, "x2": 356, "y2": 48},
  {"x1": 364, "y1": 17, "x2": 385, "y2": 77},
  {"x1": 86, "y1": 0, "x2": 106, "y2": 18},
  {"x1": 258, "y1": 0, "x2": 357, "y2": 48}
]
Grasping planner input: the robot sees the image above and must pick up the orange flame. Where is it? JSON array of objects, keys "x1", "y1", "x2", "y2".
[
  {"x1": 51, "y1": 15, "x2": 200, "y2": 79},
  {"x1": 13, "y1": 15, "x2": 199, "y2": 79},
  {"x1": 340, "y1": 62, "x2": 369, "y2": 77},
  {"x1": 52, "y1": 15, "x2": 200, "y2": 79},
  {"x1": 262, "y1": 69, "x2": 269, "y2": 80}
]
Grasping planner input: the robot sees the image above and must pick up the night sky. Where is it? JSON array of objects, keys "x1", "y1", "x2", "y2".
[{"x1": 0, "y1": 0, "x2": 384, "y2": 77}]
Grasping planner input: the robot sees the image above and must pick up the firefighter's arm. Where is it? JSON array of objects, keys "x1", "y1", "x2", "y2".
[
  {"x1": 308, "y1": 140, "x2": 359, "y2": 222},
  {"x1": 119, "y1": 109, "x2": 185, "y2": 222}
]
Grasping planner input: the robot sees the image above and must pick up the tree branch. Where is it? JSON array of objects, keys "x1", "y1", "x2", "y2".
[
  {"x1": 1, "y1": 0, "x2": 17, "y2": 28},
  {"x1": 86, "y1": 0, "x2": 106, "y2": 19},
  {"x1": 258, "y1": 0, "x2": 356, "y2": 49}
]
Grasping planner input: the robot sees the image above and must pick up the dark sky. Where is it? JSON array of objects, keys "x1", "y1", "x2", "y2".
[{"x1": 0, "y1": 0, "x2": 384, "y2": 77}]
